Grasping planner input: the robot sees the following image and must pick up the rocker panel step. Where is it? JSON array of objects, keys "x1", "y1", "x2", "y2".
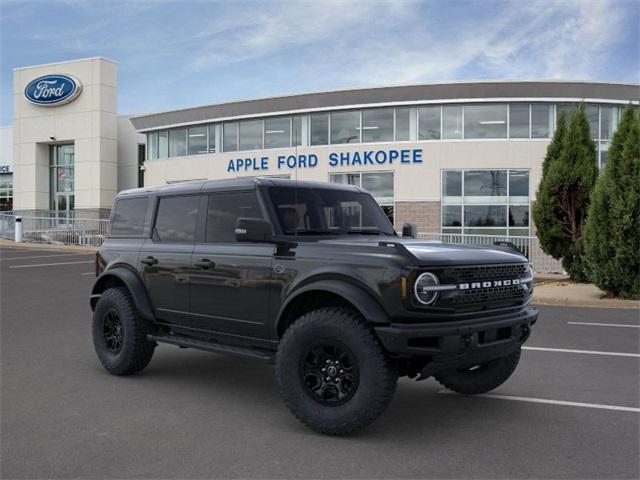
[{"x1": 148, "y1": 334, "x2": 275, "y2": 363}]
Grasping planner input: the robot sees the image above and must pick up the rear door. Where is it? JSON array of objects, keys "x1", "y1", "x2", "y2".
[
  {"x1": 139, "y1": 194, "x2": 203, "y2": 327},
  {"x1": 189, "y1": 190, "x2": 274, "y2": 340}
]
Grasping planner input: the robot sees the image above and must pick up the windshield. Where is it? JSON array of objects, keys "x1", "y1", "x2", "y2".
[{"x1": 268, "y1": 186, "x2": 396, "y2": 236}]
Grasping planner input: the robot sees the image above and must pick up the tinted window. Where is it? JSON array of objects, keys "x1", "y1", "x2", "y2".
[
  {"x1": 154, "y1": 195, "x2": 200, "y2": 243},
  {"x1": 239, "y1": 120, "x2": 263, "y2": 150},
  {"x1": 330, "y1": 111, "x2": 360, "y2": 144},
  {"x1": 206, "y1": 191, "x2": 262, "y2": 243},
  {"x1": 509, "y1": 104, "x2": 529, "y2": 138},
  {"x1": 442, "y1": 171, "x2": 462, "y2": 197},
  {"x1": 531, "y1": 104, "x2": 551, "y2": 138},
  {"x1": 419, "y1": 106, "x2": 441, "y2": 140},
  {"x1": 310, "y1": 113, "x2": 329, "y2": 145},
  {"x1": 265, "y1": 117, "x2": 291, "y2": 149},
  {"x1": 395, "y1": 107, "x2": 411, "y2": 141},
  {"x1": 188, "y1": 126, "x2": 207, "y2": 155},
  {"x1": 362, "y1": 108, "x2": 393, "y2": 142},
  {"x1": 110, "y1": 197, "x2": 149, "y2": 236},
  {"x1": 169, "y1": 128, "x2": 187, "y2": 157},
  {"x1": 464, "y1": 104, "x2": 507, "y2": 139},
  {"x1": 442, "y1": 106, "x2": 463, "y2": 139},
  {"x1": 223, "y1": 122, "x2": 238, "y2": 152}
]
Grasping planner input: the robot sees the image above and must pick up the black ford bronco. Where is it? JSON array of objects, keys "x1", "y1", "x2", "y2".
[{"x1": 91, "y1": 177, "x2": 538, "y2": 435}]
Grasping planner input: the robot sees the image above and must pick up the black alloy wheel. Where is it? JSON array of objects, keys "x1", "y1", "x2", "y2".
[
  {"x1": 102, "y1": 309, "x2": 124, "y2": 354},
  {"x1": 300, "y1": 341, "x2": 359, "y2": 406}
]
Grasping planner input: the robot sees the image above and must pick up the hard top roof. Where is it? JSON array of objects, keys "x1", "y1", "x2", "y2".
[{"x1": 116, "y1": 177, "x2": 362, "y2": 197}]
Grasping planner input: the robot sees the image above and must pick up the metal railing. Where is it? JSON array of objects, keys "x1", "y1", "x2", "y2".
[
  {"x1": 417, "y1": 232, "x2": 565, "y2": 274},
  {"x1": 0, "y1": 213, "x2": 109, "y2": 247}
]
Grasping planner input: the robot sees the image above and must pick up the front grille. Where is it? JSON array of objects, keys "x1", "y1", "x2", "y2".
[{"x1": 426, "y1": 263, "x2": 531, "y2": 311}]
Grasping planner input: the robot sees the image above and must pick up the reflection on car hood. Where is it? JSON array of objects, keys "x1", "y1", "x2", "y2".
[{"x1": 318, "y1": 236, "x2": 527, "y2": 266}]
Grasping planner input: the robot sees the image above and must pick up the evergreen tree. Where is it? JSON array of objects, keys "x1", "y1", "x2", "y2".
[
  {"x1": 533, "y1": 104, "x2": 598, "y2": 281},
  {"x1": 584, "y1": 106, "x2": 640, "y2": 298}
]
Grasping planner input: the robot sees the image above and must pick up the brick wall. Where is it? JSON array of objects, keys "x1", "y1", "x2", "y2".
[{"x1": 394, "y1": 201, "x2": 441, "y2": 233}]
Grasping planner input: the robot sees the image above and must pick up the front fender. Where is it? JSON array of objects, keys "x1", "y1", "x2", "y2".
[
  {"x1": 90, "y1": 266, "x2": 155, "y2": 321},
  {"x1": 277, "y1": 279, "x2": 391, "y2": 333}
]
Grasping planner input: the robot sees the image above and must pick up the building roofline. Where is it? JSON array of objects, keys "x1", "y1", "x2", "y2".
[
  {"x1": 130, "y1": 80, "x2": 640, "y2": 131},
  {"x1": 13, "y1": 56, "x2": 118, "y2": 71}
]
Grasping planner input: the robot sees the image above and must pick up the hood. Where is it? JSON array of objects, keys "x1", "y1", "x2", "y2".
[{"x1": 318, "y1": 236, "x2": 527, "y2": 266}]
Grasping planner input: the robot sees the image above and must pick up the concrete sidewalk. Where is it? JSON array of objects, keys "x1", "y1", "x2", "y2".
[
  {"x1": 533, "y1": 280, "x2": 640, "y2": 309},
  {"x1": 0, "y1": 238, "x2": 97, "y2": 254}
]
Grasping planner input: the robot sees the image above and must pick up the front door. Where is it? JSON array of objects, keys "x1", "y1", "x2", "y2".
[
  {"x1": 189, "y1": 191, "x2": 274, "y2": 340},
  {"x1": 139, "y1": 194, "x2": 202, "y2": 327}
]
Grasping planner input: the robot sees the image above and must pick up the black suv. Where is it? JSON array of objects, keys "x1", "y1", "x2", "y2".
[{"x1": 91, "y1": 177, "x2": 538, "y2": 435}]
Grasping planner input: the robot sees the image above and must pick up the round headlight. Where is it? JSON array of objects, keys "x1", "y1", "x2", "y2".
[{"x1": 414, "y1": 272, "x2": 440, "y2": 305}]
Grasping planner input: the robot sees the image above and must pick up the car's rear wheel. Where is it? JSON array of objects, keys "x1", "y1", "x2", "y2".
[
  {"x1": 276, "y1": 307, "x2": 397, "y2": 435},
  {"x1": 92, "y1": 287, "x2": 155, "y2": 376},
  {"x1": 434, "y1": 348, "x2": 521, "y2": 394}
]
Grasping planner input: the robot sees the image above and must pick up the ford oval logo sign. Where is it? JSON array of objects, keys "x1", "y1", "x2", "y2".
[{"x1": 24, "y1": 74, "x2": 82, "y2": 106}]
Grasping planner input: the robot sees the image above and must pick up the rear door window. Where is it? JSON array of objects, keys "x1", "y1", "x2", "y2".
[
  {"x1": 153, "y1": 195, "x2": 200, "y2": 243},
  {"x1": 206, "y1": 191, "x2": 262, "y2": 243},
  {"x1": 110, "y1": 197, "x2": 149, "y2": 237}
]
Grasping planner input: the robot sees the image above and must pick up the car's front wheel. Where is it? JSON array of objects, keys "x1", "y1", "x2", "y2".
[
  {"x1": 276, "y1": 307, "x2": 397, "y2": 435},
  {"x1": 92, "y1": 287, "x2": 155, "y2": 376},
  {"x1": 434, "y1": 348, "x2": 521, "y2": 394}
]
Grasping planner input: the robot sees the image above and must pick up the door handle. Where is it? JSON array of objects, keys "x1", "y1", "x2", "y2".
[
  {"x1": 141, "y1": 256, "x2": 158, "y2": 266},
  {"x1": 194, "y1": 259, "x2": 215, "y2": 269}
]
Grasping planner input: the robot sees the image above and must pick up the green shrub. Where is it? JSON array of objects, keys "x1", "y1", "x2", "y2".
[{"x1": 584, "y1": 106, "x2": 640, "y2": 299}]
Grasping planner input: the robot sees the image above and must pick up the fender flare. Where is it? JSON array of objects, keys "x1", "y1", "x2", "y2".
[
  {"x1": 277, "y1": 279, "x2": 390, "y2": 334},
  {"x1": 90, "y1": 266, "x2": 155, "y2": 321}
]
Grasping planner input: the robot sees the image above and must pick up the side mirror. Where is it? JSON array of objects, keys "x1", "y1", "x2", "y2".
[
  {"x1": 402, "y1": 222, "x2": 417, "y2": 238},
  {"x1": 235, "y1": 217, "x2": 274, "y2": 243}
]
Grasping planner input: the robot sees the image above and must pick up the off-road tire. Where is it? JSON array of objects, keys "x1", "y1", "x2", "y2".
[
  {"x1": 434, "y1": 348, "x2": 521, "y2": 394},
  {"x1": 276, "y1": 307, "x2": 397, "y2": 435},
  {"x1": 92, "y1": 287, "x2": 155, "y2": 376}
]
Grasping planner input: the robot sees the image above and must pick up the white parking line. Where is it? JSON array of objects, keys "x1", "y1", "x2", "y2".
[
  {"x1": 9, "y1": 260, "x2": 94, "y2": 269},
  {"x1": 1, "y1": 253, "x2": 92, "y2": 261},
  {"x1": 568, "y1": 321, "x2": 640, "y2": 329},
  {"x1": 523, "y1": 346, "x2": 640, "y2": 358},
  {"x1": 438, "y1": 390, "x2": 640, "y2": 413}
]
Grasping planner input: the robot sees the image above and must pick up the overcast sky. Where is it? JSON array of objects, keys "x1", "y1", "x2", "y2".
[{"x1": 1, "y1": 0, "x2": 638, "y2": 126}]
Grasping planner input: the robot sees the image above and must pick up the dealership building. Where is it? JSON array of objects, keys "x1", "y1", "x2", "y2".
[{"x1": 5, "y1": 57, "x2": 638, "y2": 237}]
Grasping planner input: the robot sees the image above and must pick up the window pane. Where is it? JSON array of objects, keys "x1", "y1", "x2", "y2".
[
  {"x1": 330, "y1": 110, "x2": 360, "y2": 144},
  {"x1": 509, "y1": 104, "x2": 529, "y2": 138},
  {"x1": 188, "y1": 126, "x2": 207, "y2": 155},
  {"x1": 208, "y1": 125, "x2": 216, "y2": 153},
  {"x1": 169, "y1": 129, "x2": 187, "y2": 157},
  {"x1": 330, "y1": 173, "x2": 360, "y2": 186},
  {"x1": 419, "y1": 106, "x2": 441, "y2": 140},
  {"x1": 464, "y1": 170, "x2": 507, "y2": 201},
  {"x1": 531, "y1": 104, "x2": 552, "y2": 138},
  {"x1": 239, "y1": 120, "x2": 263, "y2": 150},
  {"x1": 464, "y1": 104, "x2": 507, "y2": 139},
  {"x1": 223, "y1": 122, "x2": 238, "y2": 152},
  {"x1": 586, "y1": 105, "x2": 599, "y2": 139},
  {"x1": 147, "y1": 132, "x2": 158, "y2": 160},
  {"x1": 600, "y1": 106, "x2": 619, "y2": 140},
  {"x1": 158, "y1": 131, "x2": 168, "y2": 159},
  {"x1": 442, "y1": 106, "x2": 463, "y2": 139},
  {"x1": 110, "y1": 197, "x2": 148, "y2": 236},
  {"x1": 599, "y1": 142, "x2": 610, "y2": 170},
  {"x1": 362, "y1": 108, "x2": 393, "y2": 142},
  {"x1": 361, "y1": 172, "x2": 393, "y2": 204},
  {"x1": 264, "y1": 117, "x2": 291, "y2": 149},
  {"x1": 154, "y1": 195, "x2": 199, "y2": 243},
  {"x1": 509, "y1": 170, "x2": 529, "y2": 199},
  {"x1": 442, "y1": 171, "x2": 462, "y2": 198},
  {"x1": 206, "y1": 192, "x2": 262, "y2": 243},
  {"x1": 310, "y1": 113, "x2": 328, "y2": 145},
  {"x1": 442, "y1": 205, "x2": 462, "y2": 227},
  {"x1": 395, "y1": 107, "x2": 411, "y2": 141},
  {"x1": 464, "y1": 205, "x2": 507, "y2": 227},
  {"x1": 292, "y1": 116, "x2": 303, "y2": 146},
  {"x1": 509, "y1": 206, "x2": 529, "y2": 227}
]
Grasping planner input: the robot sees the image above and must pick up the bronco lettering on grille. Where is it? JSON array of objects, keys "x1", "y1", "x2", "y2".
[{"x1": 458, "y1": 278, "x2": 521, "y2": 290}]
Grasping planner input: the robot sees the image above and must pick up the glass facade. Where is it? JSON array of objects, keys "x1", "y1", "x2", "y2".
[
  {"x1": 442, "y1": 169, "x2": 530, "y2": 236},
  {"x1": 0, "y1": 173, "x2": 12, "y2": 211},
  {"x1": 49, "y1": 144, "x2": 75, "y2": 217},
  {"x1": 143, "y1": 102, "x2": 624, "y2": 168}
]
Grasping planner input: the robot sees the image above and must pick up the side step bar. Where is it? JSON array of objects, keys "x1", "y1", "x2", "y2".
[{"x1": 148, "y1": 334, "x2": 275, "y2": 363}]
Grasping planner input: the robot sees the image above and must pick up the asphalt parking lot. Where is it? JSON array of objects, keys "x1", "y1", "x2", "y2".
[{"x1": 1, "y1": 244, "x2": 638, "y2": 479}]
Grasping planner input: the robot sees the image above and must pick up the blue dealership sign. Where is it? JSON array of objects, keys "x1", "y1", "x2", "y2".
[{"x1": 24, "y1": 74, "x2": 82, "y2": 106}]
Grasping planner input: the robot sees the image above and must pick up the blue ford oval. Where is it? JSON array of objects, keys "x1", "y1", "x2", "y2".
[{"x1": 24, "y1": 74, "x2": 82, "y2": 106}]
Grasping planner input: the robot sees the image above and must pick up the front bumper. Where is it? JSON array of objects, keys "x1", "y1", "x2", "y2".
[{"x1": 375, "y1": 307, "x2": 538, "y2": 379}]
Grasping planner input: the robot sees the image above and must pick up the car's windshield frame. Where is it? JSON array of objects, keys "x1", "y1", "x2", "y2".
[{"x1": 265, "y1": 185, "x2": 396, "y2": 237}]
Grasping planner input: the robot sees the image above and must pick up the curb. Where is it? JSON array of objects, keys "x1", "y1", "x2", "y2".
[{"x1": 0, "y1": 239, "x2": 97, "y2": 254}]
